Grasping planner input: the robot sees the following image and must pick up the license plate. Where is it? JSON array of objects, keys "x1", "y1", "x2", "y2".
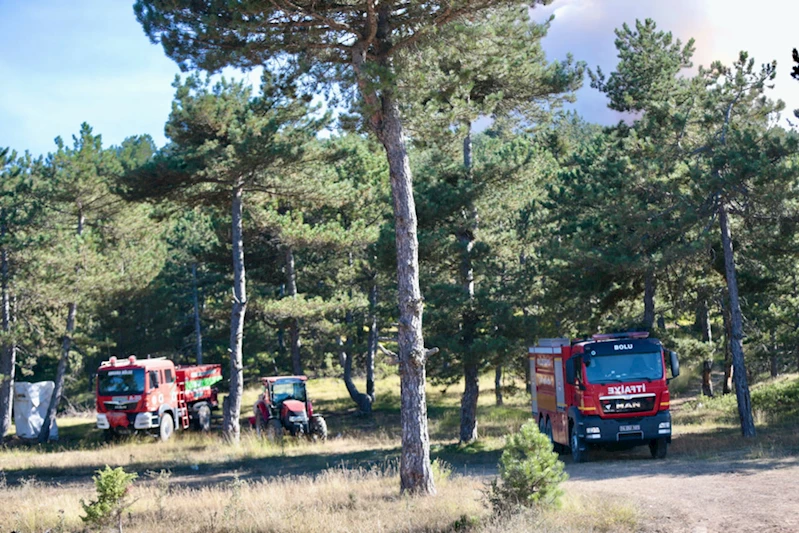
[{"x1": 619, "y1": 424, "x2": 640, "y2": 432}]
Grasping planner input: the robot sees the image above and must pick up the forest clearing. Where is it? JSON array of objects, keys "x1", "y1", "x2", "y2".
[
  {"x1": 2, "y1": 371, "x2": 798, "y2": 532},
  {"x1": 2, "y1": 1, "x2": 799, "y2": 531}
]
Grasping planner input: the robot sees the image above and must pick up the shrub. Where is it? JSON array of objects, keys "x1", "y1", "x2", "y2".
[
  {"x1": 80, "y1": 466, "x2": 137, "y2": 531},
  {"x1": 487, "y1": 420, "x2": 567, "y2": 514}
]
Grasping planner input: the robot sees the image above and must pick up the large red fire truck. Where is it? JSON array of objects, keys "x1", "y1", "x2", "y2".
[
  {"x1": 95, "y1": 355, "x2": 222, "y2": 441},
  {"x1": 529, "y1": 332, "x2": 679, "y2": 462}
]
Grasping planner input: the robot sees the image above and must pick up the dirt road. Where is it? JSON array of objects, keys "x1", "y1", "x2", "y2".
[{"x1": 564, "y1": 449, "x2": 799, "y2": 533}]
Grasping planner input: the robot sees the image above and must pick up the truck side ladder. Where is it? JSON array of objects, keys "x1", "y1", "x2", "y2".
[{"x1": 177, "y1": 386, "x2": 190, "y2": 429}]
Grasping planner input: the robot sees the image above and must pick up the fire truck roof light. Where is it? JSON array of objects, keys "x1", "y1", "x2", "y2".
[
  {"x1": 591, "y1": 331, "x2": 650, "y2": 341},
  {"x1": 109, "y1": 356, "x2": 117, "y2": 366},
  {"x1": 128, "y1": 355, "x2": 137, "y2": 364}
]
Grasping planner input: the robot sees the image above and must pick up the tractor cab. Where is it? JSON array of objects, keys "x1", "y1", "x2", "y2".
[{"x1": 253, "y1": 375, "x2": 327, "y2": 441}]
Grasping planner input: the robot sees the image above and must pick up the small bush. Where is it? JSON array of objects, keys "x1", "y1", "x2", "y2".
[
  {"x1": 487, "y1": 420, "x2": 567, "y2": 514},
  {"x1": 80, "y1": 465, "x2": 137, "y2": 531}
]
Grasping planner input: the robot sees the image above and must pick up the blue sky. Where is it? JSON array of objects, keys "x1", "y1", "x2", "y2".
[{"x1": 1, "y1": 0, "x2": 798, "y2": 156}]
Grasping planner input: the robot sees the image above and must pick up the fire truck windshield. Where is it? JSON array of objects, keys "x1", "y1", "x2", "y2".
[
  {"x1": 98, "y1": 369, "x2": 145, "y2": 395},
  {"x1": 584, "y1": 351, "x2": 663, "y2": 384}
]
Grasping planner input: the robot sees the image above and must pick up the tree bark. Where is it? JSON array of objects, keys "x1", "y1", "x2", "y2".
[
  {"x1": 643, "y1": 270, "x2": 656, "y2": 330},
  {"x1": 494, "y1": 364, "x2": 503, "y2": 406},
  {"x1": 192, "y1": 262, "x2": 203, "y2": 365},
  {"x1": 366, "y1": 279, "x2": 378, "y2": 402},
  {"x1": 224, "y1": 184, "x2": 246, "y2": 443},
  {"x1": 285, "y1": 246, "x2": 302, "y2": 375},
  {"x1": 0, "y1": 225, "x2": 16, "y2": 438},
  {"x1": 376, "y1": 91, "x2": 434, "y2": 494},
  {"x1": 718, "y1": 203, "x2": 755, "y2": 437},
  {"x1": 352, "y1": 27, "x2": 433, "y2": 493}
]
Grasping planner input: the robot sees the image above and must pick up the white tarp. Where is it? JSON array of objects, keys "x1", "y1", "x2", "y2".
[{"x1": 13, "y1": 381, "x2": 58, "y2": 440}]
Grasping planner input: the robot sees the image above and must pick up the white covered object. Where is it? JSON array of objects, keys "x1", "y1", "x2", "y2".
[{"x1": 13, "y1": 381, "x2": 58, "y2": 440}]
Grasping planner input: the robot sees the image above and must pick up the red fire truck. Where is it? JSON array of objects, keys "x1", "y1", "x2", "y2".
[
  {"x1": 529, "y1": 332, "x2": 679, "y2": 462},
  {"x1": 95, "y1": 355, "x2": 222, "y2": 441}
]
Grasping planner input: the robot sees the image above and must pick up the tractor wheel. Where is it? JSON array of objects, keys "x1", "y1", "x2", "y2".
[
  {"x1": 255, "y1": 412, "x2": 267, "y2": 439},
  {"x1": 193, "y1": 403, "x2": 212, "y2": 432},
  {"x1": 310, "y1": 415, "x2": 328, "y2": 441},
  {"x1": 649, "y1": 438, "x2": 668, "y2": 459},
  {"x1": 159, "y1": 413, "x2": 174, "y2": 442},
  {"x1": 265, "y1": 418, "x2": 283, "y2": 443}
]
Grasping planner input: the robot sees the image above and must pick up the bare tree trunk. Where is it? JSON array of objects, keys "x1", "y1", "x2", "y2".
[
  {"x1": 698, "y1": 298, "x2": 714, "y2": 397},
  {"x1": 458, "y1": 125, "x2": 480, "y2": 444},
  {"x1": 191, "y1": 262, "x2": 203, "y2": 365},
  {"x1": 460, "y1": 363, "x2": 479, "y2": 443},
  {"x1": 494, "y1": 364, "x2": 503, "y2": 406},
  {"x1": 40, "y1": 210, "x2": 84, "y2": 443},
  {"x1": 339, "y1": 340, "x2": 373, "y2": 414},
  {"x1": 366, "y1": 279, "x2": 378, "y2": 402},
  {"x1": 0, "y1": 226, "x2": 16, "y2": 438},
  {"x1": 285, "y1": 247, "x2": 302, "y2": 375},
  {"x1": 224, "y1": 184, "x2": 246, "y2": 443},
  {"x1": 353, "y1": 34, "x2": 433, "y2": 493},
  {"x1": 377, "y1": 91, "x2": 433, "y2": 494},
  {"x1": 643, "y1": 270, "x2": 656, "y2": 330},
  {"x1": 719, "y1": 296, "x2": 733, "y2": 394},
  {"x1": 718, "y1": 203, "x2": 755, "y2": 437}
]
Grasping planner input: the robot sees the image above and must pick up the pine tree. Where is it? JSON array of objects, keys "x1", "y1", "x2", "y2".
[
  {"x1": 133, "y1": 0, "x2": 552, "y2": 493},
  {"x1": 120, "y1": 72, "x2": 326, "y2": 442}
]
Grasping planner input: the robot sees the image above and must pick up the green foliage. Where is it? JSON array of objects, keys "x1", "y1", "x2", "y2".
[
  {"x1": 487, "y1": 420, "x2": 567, "y2": 514},
  {"x1": 80, "y1": 466, "x2": 137, "y2": 528}
]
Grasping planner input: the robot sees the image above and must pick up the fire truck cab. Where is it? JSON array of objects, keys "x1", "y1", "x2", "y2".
[{"x1": 529, "y1": 332, "x2": 679, "y2": 462}]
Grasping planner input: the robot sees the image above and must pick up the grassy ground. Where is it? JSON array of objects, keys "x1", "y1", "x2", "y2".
[{"x1": 2, "y1": 370, "x2": 797, "y2": 532}]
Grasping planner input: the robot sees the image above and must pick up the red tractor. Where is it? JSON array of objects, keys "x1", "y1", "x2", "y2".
[{"x1": 251, "y1": 376, "x2": 327, "y2": 441}]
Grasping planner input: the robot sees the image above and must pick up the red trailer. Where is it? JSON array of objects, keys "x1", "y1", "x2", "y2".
[
  {"x1": 529, "y1": 332, "x2": 679, "y2": 462},
  {"x1": 95, "y1": 355, "x2": 222, "y2": 441}
]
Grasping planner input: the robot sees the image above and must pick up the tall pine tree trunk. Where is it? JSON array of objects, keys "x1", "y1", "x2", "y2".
[
  {"x1": 285, "y1": 246, "x2": 302, "y2": 375},
  {"x1": 718, "y1": 202, "x2": 755, "y2": 437},
  {"x1": 40, "y1": 210, "x2": 84, "y2": 442},
  {"x1": 192, "y1": 262, "x2": 203, "y2": 364},
  {"x1": 643, "y1": 270, "x2": 656, "y2": 330},
  {"x1": 353, "y1": 35, "x2": 433, "y2": 493},
  {"x1": 0, "y1": 225, "x2": 16, "y2": 438},
  {"x1": 224, "y1": 184, "x2": 246, "y2": 443},
  {"x1": 458, "y1": 125, "x2": 480, "y2": 444},
  {"x1": 366, "y1": 278, "x2": 378, "y2": 402}
]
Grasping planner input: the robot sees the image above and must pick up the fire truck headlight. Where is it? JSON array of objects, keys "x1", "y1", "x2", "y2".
[
  {"x1": 658, "y1": 422, "x2": 671, "y2": 429},
  {"x1": 96, "y1": 413, "x2": 109, "y2": 429},
  {"x1": 586, "y1": 427, "x2": 600, "y2": 434}
]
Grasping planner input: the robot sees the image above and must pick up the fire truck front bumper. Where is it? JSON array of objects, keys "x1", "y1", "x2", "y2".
[{"x1": 576, "y1": 411, "x2": 672, "y2": 445}]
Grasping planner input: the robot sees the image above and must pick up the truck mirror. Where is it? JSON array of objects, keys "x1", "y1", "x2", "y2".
[
  {"x1": 565, "y1": 358, "x2": 576, "y2": 385},
  {"x1": 669, "y1": 350, "x2": 680, "y2": 379}
]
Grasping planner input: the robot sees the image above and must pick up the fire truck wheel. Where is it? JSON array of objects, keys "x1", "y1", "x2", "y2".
[
  {"x1": 193, "y1": 404, "x2": 212, "y2": 432},
  {"x1": 570, "y1": 427, "x2": 588, "y2": 463},
  {"x1": 159, "y1": 413, "x2": 174, "y2": 442},
  {"x1": 265, "y1": 418, "x2": 283, "y2": 443},
  {"x1": 649, "y1": 438, "x2": 668, "y2": 459},
  {"x1": 538, "y1": 416, "x2": 546, "y2": 435}
]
